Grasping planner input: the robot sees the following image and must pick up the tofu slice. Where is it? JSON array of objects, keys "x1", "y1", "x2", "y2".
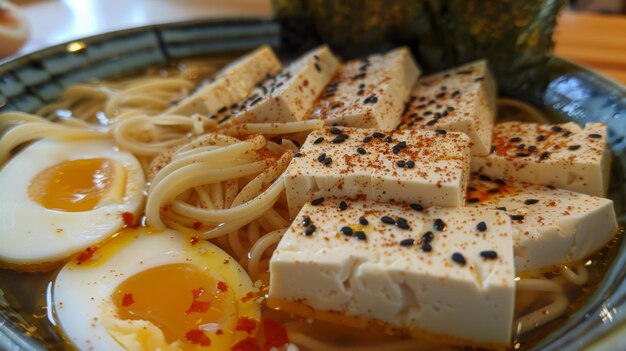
[
  {"x1": 283, "y1": 127, "x2": 470, "y2": 218},
  {"x1": 472, "y1": 122, "x2": 610, "y2": 197},
  {"x1": 163, "y1": 46, "x2": 281, "y2": 116},
  {"x1": 225, "y1": 45, "x2": 340, "y2": 124},
  {"x1": 269, "y1": 200, "x2": 515, "y2": 346},
  {"x1": 399, "y1": 60, "x2": 496, "y2": 155},
  {"x1": 308, "y1": 47, "x2": 420, "y2": 130},
  {"x1": 466, "y1": 175, "x2": 618, "y2": 272}
]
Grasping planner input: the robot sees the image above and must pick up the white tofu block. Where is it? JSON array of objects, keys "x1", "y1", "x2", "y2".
[
  {"x1": 472, "y1": 122, "x2": 610, "y2": 197},
  {"x1": 227, "y1": 45, "x2": 340, "y2": 124},
  {"x1": 400, "y1": 60, "x2": 496, "y2": 156},
  {"x1": 163, "y1": 46, "x2": 281, "y2": 116},
  {"x1": 269, "y1": 200, "x2": 515, "y2": 346},
  {"x1": 309, "y1": 47, "x2": 420, "y2": 130},
  {"x1": 283, "y1": 127, "x2": 470, "y2": 218},
  {"x1": 466, "y1": 175, "x2": 618, "y2": 272}
]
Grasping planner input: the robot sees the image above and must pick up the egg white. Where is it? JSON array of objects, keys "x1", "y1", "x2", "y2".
[
  {"x1": 0, "y1": 138, "x2": 145, "y2": 268},
  {"x1": 52, "y1": 228, "x2": 260, "y2": 351}
]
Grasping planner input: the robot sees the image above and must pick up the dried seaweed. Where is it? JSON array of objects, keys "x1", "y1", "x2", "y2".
[{"x1": 273, "y1": 0, "x2": 567, "y2": 102}]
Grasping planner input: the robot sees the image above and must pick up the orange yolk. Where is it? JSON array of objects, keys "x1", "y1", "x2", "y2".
[
  {"x1": 28, "y1": 158, "x2": 116, "y2": 212},
  {"x1": 112, "y1": 263, "x2": 236, "y2": 346}
]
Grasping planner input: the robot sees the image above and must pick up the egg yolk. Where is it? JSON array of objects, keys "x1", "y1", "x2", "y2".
[
  {"x1": 28, "y1": 158, "x2": 122, "y2": 212},
  {"x1": 112, "y1": 263, "x2": 236, "y2": 346}
]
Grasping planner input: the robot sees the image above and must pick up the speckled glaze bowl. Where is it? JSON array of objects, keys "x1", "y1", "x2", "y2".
[{"x1": 0, "y1": 18, "x2": 625, "y2": 351}]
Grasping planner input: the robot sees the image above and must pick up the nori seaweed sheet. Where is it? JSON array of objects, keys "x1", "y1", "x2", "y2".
[{"x1": 273, "y1": 0, "x2": 566, "y2": 103}]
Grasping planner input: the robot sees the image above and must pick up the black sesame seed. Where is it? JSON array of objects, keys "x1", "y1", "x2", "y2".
[
  {"x1": 217, "y1": 106, "x2": 228, "y2": 113},
  {"x1": 410, "y1": 203, "x2": 424, "y2": 212},
  {"x1": 359, "y1": 216, "x2": 369, "y2": 226},
  {"x1": 357, "y1": 147, "x2": 366, "y2": 155},
  {"x1": 480, "y1": 250, "x2": 498, "y2": 259},
  {"x1": 381, "y1": 216, "x2": 395, "y2": 225},
  {"x1": 496, "y1": 206, "x2": 507, "y2": 211},
  {"x1": 451, "y1": 90, "x2": 460, "y2": 98},
  {"x1": 311, "y1": 197, "x2": 325, "y2": 206},
  {"x1": 510, "y1": 137, "x2": 522, "y2": 143},
  {"x1": 563, "y1": 131, "x2": 572, "y2": 137},
  {"x1": 392, "y1": 148, "x2": 400, "y2": 154},
  {"x1": 452, "y1": 252, "x2": 466, "y2": 266},
  {"x1": 394, "y1": 141, "x2": 407, "y2": 149},
  {"x1": 314, "y1": 63, "x2": 321, "y2": 73},
  {"x1": 364, "y1": 96, "x2": 378, "y2": 104},
  {"x1": 476, "y1": 221, "x2": 487, "y2": 232},
  {"x1": 396, "y1": 218, "x2": 410, "y2": 230},
  {"x1": 331, "y1": 135, "x2": 348, "y2": 144},
  {"x1": 510, "y1": 214, "x2": 525, "y2": 221},
  {"x1": 589, "y1": 133, "x2": 602, "y2": 139},
  {"x1": 372, "y1": 132, "x2": 385, "y2": 138},
  {"x1": 294, "y1": 152, "x2": 302, "y2": 158},
  {"x1": 434, "y1": 112, "x2": 442, "y2": 119},
  {"x1": 339, "y1": 201, "x2": 348, "y2": 211},
  {"x1": 447, "y1": 106, "x2": 455, "y2": 112},
  {"x1": 490, "y1": 146, "x2": 496, "y2": 154},
  {"x1": 301, "y1": 216, "x2": 311, "y2": 226},
  {"x1": 568, "y1": 145, "x2": 581, "y2": 150},
  {"x1": 424, "y1": 111, "x2": 433, "y2": 116},
  {"x1": 397, "y1": 160, "x2": 406, "y2": 168},
  {"x1": 494, "y1": 178, "x2": 506, "y2": 185},
  {"x1": 322, "y1": 157, "x2": 332, "y2": 165},
  {"x1": 400, "y1": 238, "x2": 415, "y2": 247},
  {"x1": 422, "y1": 231, "x2": 434, "y2": 243},
  {"x1": 406, "y1": 160, "x2": 415, "y2": 168},
  {"x1": 421, "y1": 243, "x2": 433, "y2": 252},
  {"x1": 435, "y1": 129, "x2": 447, "y2": 135},
  {"x1": 488, "y1": 188, "x2": 500, "y2": 194},
  {"x1": 524, "y1": 199, "x2": 539, "y2": 205},
  {"x1": 536, "y1": 135, "x2": 546, "y2": 142},
  {"x1": 540, "y1": 151, "x2": 550, "y2": 160},
  {"x1": 474, "y1": 77, "x2": 485, "y2": 82},
  {"x1": 433, "y1": 218, "x2": 445, "y2": 231},
  {"x1": 313, "y1": 137, "x2": 324, "y2": 144},
  {"x1": 425, "y1": 119, "x2": 438, "y2": 126},
  {"x1": 363, "y1": 136, "x2": 373, "y2": 143},
  {"x1": 479, "y1": 174, "x2": 492, "y2": 181},
  {"x1": 355, "y1": 231, "x2": 367, "y2": 240},
  {"x1": 340, "y1": 226, "x2": 353, "y2": 236},
  {"x1": 527, "y1": 145, "x2": 537, "y2": 153},
  {"x1": 330, "y1": 127, "x2": 342, "y2": 134},
  {"x1": 467, "y1": 198, "x2": 480, "y2": 203},
  {"x1": 304, "y1": 225, "x2": 316, "y2": 236},
  {"x1": 317, "y1": 153, "x2": 326, "y2": 162},
  {"x1": 550, "y1": 126, "x2": 563, "y2": 132},
  {"x1": 517, "y1": 143, "x2": 526, "y2": 150},
  {"x1": 516, "y1": 152, "x2": 531, "y2": 157},
  {"x1": 384, "y1": 136, "x2": 393, "y2": 143},
  {"x1": 218, "y1": 115, "x2": 231, "y2": 124}
]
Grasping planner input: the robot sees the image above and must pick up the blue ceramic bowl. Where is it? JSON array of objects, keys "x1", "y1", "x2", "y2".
[{"x1": 0, "y1": 18, "x2": 624, "y2": 351}]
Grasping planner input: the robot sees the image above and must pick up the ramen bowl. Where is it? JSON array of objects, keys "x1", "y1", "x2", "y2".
[{"x1": 0, "y1": 18, "x2": 625, "y2": 351}]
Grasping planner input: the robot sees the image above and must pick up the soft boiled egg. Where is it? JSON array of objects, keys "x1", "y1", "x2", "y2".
[
  {"x1": 0, "y1": 138, "x2": 144, "y2": 270},
  {"x1": 52, "y1": 228, "x2": 261, "y2": 350}
]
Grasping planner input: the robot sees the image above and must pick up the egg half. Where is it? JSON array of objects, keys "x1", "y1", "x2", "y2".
[
  {"x1": 52, "y1": 228, "x2": 261, "y2": 350},
  {"x1": 0, "y1": 138, "x2": 144, "y2": 270}
]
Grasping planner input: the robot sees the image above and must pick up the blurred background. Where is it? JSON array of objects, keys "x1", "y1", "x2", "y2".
[{"x1": 1, "y1": 0, "x2": 625, "y2": 84}]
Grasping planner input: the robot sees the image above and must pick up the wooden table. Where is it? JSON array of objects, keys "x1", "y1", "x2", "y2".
[{"x1": 554, "y1": 10, "x2": 626, "y2": 85}]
